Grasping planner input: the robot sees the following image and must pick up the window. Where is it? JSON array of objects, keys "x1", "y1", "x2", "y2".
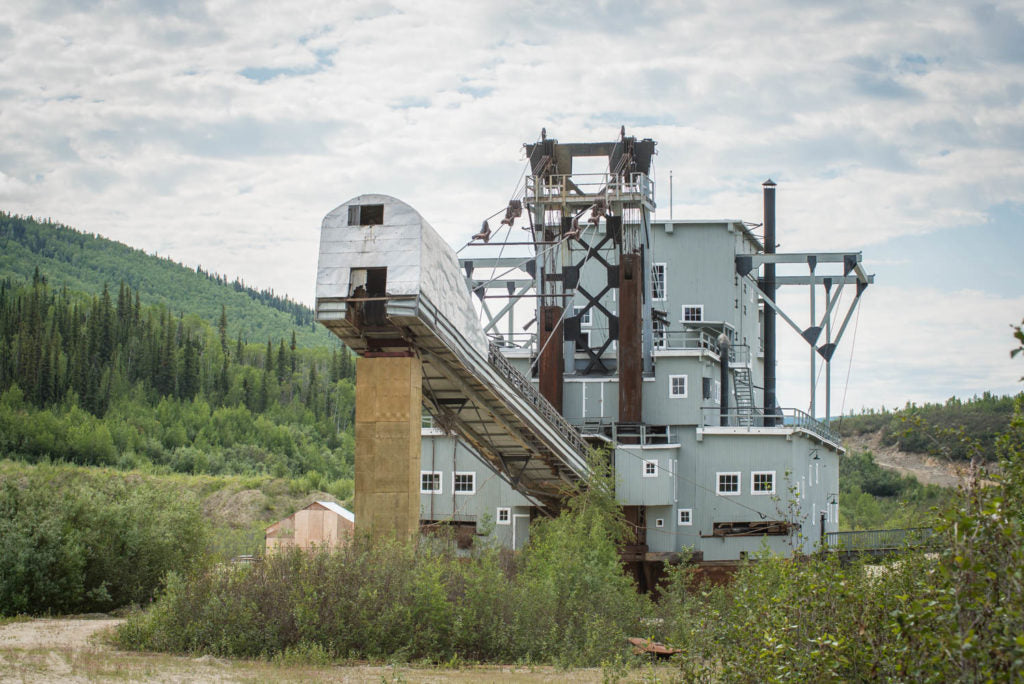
[
  {"x1": 717, "y1": 472, "x2": 740, "y2": 495},
  {"x1": 653, "y1": 320, "x2": 666, "y2": 349},
  {"x1": 348, "y1": 203, "x2": 384, "y2": 226},
  {"x1": 496, "y1": 507, "x2": 511, "y2": 525},
  {"x1": 642, "y1": 459, "x2": 658, "y2": 478},
  {"x1": 453, "y1": 472, "x2": 476, "y2": 495},
  {"x1": 575, "y1": 330, "x2": 591, "y2": 351},
  {"x1": 573, "y1": 305, "x2": 592, "y2": 327},
  {"x1": 420, "y1": 471, "x2": 442, "y2": 494},
  {"x1": 669, "y1": 374, "x2": 688, "y2": 398},
  {"x1": 678, "y1": 508, "x2": 693, "y2": 526},
  {"x1": 655, "y1": 518, "x2": 664, "y2": 528},
  {"x1": 752, "y1": 471, "x2": 775, "y2": 495},
  {"x1": 651, "y1": 263, "x2": 666, "y2": 301},
  {"x1": 682, "y1": 305, "x2": 704, "y2": 323}
]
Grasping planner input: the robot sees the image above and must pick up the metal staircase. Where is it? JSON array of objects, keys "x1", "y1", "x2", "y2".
[{"x1": 732, "y1": 366, "x2": 757, "y2": 426}]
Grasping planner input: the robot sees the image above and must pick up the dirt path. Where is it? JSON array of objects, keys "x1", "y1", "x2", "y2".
[
  {"x1": 0, "y1": 617, "x2": 635, "y2": 682},
  {"x1": 0, "y1": 617, "x2": 122, "y2": 652}
]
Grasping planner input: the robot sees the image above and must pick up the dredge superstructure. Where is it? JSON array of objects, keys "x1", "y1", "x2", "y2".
[{"x1": 315, "y1": 129, "x2": 872, "y2": 584}]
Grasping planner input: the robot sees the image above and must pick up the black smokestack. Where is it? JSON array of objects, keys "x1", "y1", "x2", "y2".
[{"x1": 763, "y1": 179, "x2": 777, "y2": 426}]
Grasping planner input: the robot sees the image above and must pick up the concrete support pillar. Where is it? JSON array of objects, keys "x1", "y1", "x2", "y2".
[{"x1": 354, "y1": 355, "x2": 422, "y2": 541}]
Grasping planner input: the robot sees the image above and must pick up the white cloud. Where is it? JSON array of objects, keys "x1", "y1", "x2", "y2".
[
  {"x1": 1, "y1": 0, "x2": 1022, "y2": 406},
  {"x1": 775, "y1": 286, "x2": 1024, "y2": 414}
]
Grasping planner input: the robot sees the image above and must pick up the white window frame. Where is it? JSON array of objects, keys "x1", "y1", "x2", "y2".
[
  {"x1": 651, "y1": 263, "x2": 667, "y2": 301},
  {"x1": 682, "y1": 304, "x2": 704, "y2": 323},
  {"x1": 669, "y1": 374, "x2": 688, "y2": 398},
  {"x1": 751, "y1": 470, "x2": 776, "y2": 495},
  {"x1": 420, "y1": 471, "x2": 442, "y2": 494},
  {"x1": 716, "y1": 471, "x2": 741, "y2": 496},
  {"x1": 655, "y1": 518, "x2": 665, "y2": 528},
  {"x1": 642, "y1": 459, "x2": 658, "y2": 478},
  {"x1": 573, "y1": 305, "x2": 592, "y2": 327},
  {"x1": 677, "y1": 508, "x2": 693, "y2": 526},
  {"x1": 496, "y1": 507, "x2": 511, "y2": 525},
  {"x1": 576, "y1": 329, "x2": 591, "y2": 350},
  {"x1": 453, "y1": 471, "x2": 476, "y2": 495}
]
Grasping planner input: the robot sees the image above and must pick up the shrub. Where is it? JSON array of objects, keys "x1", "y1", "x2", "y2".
[
  {"x1": 114, "y1": 454, "x2": 649, "y2": 665},
  {"x1": 0, "y1": 463, "x2": 208, "y2": 615}
]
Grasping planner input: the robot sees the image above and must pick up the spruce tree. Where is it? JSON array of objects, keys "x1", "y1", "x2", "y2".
[
  {"x1": 219, "y1": 305, "x2": 229, "y2": 358},
  {"x1": 277, "y1": 340, "x2": 288, "y2": 383},
  {"x1": 290, "y1": 331, "x2": 297, "y2": 373}
]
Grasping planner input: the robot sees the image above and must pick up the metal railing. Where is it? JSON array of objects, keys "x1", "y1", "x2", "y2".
[
  {"x1": 654, "y1": 331, "x2": 749, "y2": 364},
  {"x1": 487, "y1": 332, "x2": 537, "y2": 349},
  {"x1": 782, "y1": 407, "x2": 841, "y2": 444},
  {"x1": 413, "y1": 294, "x2": 590, "y2": 480},
  {"x1": 826, "y1": 527, "x2": 939, "y2": 551},
  {"x1": 572, "y1": 420, "x2": 673, "y2": 446},
  {"x1": 702, "y1": 407, "x2": 841, "y2": 445},
  {"x1": 487, "y1": 342, "x2": 589, "y2": 459},
  {"x1": 526, "y1": 172, "x2": 655, "y2": 206}
]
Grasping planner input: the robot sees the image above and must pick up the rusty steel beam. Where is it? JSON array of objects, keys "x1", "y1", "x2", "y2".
[
  {"x1": 618, "y1": 252, "x2": 643, "y2": 424},
  {"x1": 538, "y1": 305, "x2": 564, "y2": 413}
]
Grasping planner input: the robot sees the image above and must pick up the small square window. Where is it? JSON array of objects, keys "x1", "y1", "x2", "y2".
[
  {"x1": 682, "y1": 305, "x2": 703, "y2": 323},
  {"x1": 496, "y1": 507, "x2": 511, "y2": 525},
  {"x1": 643, "y1": 459, "x2": 658, "y2": 478},
  {"x1": 420, "y1": 471, "x2": 442, "y2": 494},
  {"x1": 655, "y1": 518, "x2": 664, "y2": 528},
  {"x1": 348, "y1": 203, "x2": 384, "y2": 226},
  {"x1": 752, "y1": 471, "x2": 775, "y2": 495},
  {"x1": 575, "y1": 330, "x2": 591, "y2": 351},
  {"x1": 669, "y1": 375, "x2": 688, "y2": 398},
  {"x1": 651, "y1": 263, "x2": 667, "y2": 301},
  {"x1": 453, "y1": 472, "x2": 476, "y2": 495},
  {"x1": 678, "y1": 508, "x2": 693, "y2": 526},
  {"x1": 717, "y1": 472, "x2": 740, "y2": 495}
]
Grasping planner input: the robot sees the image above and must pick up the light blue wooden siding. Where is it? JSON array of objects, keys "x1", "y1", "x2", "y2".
[
  {"x1": 691, "y1": 431, "x2": 838, "y2": 560},
  {"x1": 420, "y1": 433, "x2": 533, "y2": 548},
  {"x1": 614, "y1": 445, "x2": 677, "y2": 506}
]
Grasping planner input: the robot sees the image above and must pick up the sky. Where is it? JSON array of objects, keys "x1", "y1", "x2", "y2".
[{"x1": 1, "y1": 0, "x2": 1022, "y2": 414}]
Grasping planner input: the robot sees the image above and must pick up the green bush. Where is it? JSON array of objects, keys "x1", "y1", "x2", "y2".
[
  {"x1": 654, "y1": 399, "x2": 1024, "y2": 681},
  {"x1": 0, "y1": 463, "x2": 208, "y2": 615},
  {"x1": 114, "y1": 456, "x2": 648, "y2": 666}
]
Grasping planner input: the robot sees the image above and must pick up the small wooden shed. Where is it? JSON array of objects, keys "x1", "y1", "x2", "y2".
[{"x1": 265, "y1": 501, "x2": 354, "y2": 553}]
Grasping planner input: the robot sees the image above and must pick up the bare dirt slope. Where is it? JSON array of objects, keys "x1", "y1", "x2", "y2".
[
  {"x1": 843, "y1": 431, "x2": 970, "y2": 489},
  {"x1": 0, "y1": 618, "x2": 632, "y2": 682}
]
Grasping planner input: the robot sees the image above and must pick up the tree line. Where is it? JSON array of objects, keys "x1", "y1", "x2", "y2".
[
  {"x1": 0, "y1": 212, "x2": 331, "y2": 347},
  {"x1": 838, "y1": 391, "x2": 1023, "y2": 460},
  {"x1": 0, "y1": 273, "x2": 357, "y2": 481}
]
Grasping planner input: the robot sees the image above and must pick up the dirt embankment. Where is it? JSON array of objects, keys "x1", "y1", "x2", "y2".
[{"x1": 843, "y1": 430, "x2": 985, "y2": 489}]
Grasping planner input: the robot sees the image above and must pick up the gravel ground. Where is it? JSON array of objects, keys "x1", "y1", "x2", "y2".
[{"x1": 0, "y1": 618, "x2": 641, "y2": 682}]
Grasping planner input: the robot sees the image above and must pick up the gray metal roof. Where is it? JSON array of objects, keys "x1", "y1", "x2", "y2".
[{"x1": 316, "y1": 501, "x2": 354, "y2": 522}]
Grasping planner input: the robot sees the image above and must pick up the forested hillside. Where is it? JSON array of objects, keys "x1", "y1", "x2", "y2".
[
  {"x1": 0, "y1": 212, "x2": 331, "y2": 347},
  {"x1": 838, "y1": 392, "x2": 1023, "y2": 460},
  {"x1": 0, "y1": 275, "x2": 355, "y2": 489}
]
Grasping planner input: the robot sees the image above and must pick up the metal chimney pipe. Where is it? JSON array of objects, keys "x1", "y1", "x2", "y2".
[
  {"x1": 717, "y1": 333, "x2": 730, "y2": 426},
  {"x1": 763, "y1": 179, "x2": 777, "y2": 427}
]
